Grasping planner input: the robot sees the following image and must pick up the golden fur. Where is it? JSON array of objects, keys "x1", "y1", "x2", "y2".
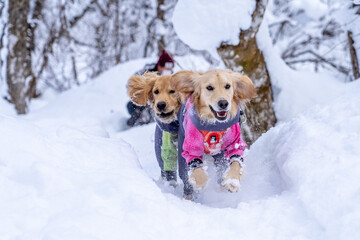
[
  {"x1": 189, "y1": 167, "x2": 208, "y2": 190},
  {"x1": 222, "y1": 161, "x2": 242, "y2": 192},
  {"x1": 171, "y1": 69, "x2": 257, "y2": 122},
  {"x1": 127, "y1": 72, "x2": 182, "y2": 123}
]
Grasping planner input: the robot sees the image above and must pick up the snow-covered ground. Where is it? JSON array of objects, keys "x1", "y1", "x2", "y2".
[{"x1": 1, "y1": 55, "x2": 360, "y2": 239}]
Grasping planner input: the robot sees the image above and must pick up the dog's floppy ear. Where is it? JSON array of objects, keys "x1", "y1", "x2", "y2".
[
  {"x1": 230, "y1": 72, "x2": 257, "y2": 101},
  {"x1": 127, "y1": 72, "x2": 157, "y2": 106},
  {"x1": 171, "y1": 70, "x2": 201, "y2": 103}
]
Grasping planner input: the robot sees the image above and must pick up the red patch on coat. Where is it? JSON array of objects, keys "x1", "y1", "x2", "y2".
[{"x1": 199, "y1": 130, "x2": 228, "y2": 155}]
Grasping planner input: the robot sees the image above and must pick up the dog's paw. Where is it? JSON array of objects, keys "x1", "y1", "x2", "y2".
[
  {"x1": 222, "y1": 161, "x2": 243, "y2": 192},
  {"x1": 189, "y1": 167, "x2": 209, "y2": 190},
  {"x1": 183, "y1": 193, "x2": 193, "y2": 201},
  {"x1": 164, "y1": 180, "x2": 177, "y2": 188},
  {"x1": 222, "y1": 178, "x2": 241, "y2": 192}
]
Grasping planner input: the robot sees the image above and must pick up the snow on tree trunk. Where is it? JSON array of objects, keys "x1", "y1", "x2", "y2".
[
  {"x1": 217, "y1": 0, "x2": 276, "y2": 146},
  {"x1": 150, "y1": 0, "x2": 218, "y2": 67},
  {"x1": 6, "y1": 0, "x2": 34, "y2": 114}
]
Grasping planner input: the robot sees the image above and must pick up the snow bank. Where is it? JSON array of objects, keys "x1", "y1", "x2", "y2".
[
  {"x1": 251, "y1": 80, "x2": 360, "y2": 240},
  {"x1": 172, "y1": 0, "x2": 255, "y2": 58},
  {"x1": 0, "y1": 114, "x2": 143, "y2": 239}
]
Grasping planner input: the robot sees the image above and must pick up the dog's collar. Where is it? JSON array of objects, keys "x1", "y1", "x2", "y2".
[
  {"x1": 155, "y1": 117, "x2": 180, "y2": 134},
  {"x1": 185, "y1": 99, "x2": 241, "y2": 131}
]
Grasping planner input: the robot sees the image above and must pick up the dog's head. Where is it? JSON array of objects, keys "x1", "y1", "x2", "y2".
[
  {"x1": 171, "y1": 69, "x2": 257, "y2": 122},
  {"x1": 127, "y1": 72, "x2": 181, "y2": 123}
]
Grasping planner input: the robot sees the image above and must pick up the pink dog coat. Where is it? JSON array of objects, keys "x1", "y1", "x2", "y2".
[{"x1": 181, "y1": 99, "x2": 247, "y2": 165}]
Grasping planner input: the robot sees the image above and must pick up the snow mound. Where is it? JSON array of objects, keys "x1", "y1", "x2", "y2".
[
  {"x1": 0, "y1": 114, "x2": 146, "y2": 239},
  {"x1": 172, "y1": 0, "x2": 255, "y2": 58},
  {"x1": 251, "y1": 80, "x2": 360, "y2": 240}
]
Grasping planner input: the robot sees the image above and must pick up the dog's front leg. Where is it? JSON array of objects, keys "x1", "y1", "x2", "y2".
[
  {"x1": 222, "y1": 156, "x2": 244, "y2": 192},
  {"x1": 189, "y1": 166, "x2": 208, "y2": 190}
]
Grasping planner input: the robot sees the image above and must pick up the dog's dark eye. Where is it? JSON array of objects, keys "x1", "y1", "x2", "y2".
[
  {"x1": 207, "y1": 86, "x2": 214, "y2": 91},
  {"x1": 169, "y1": 90, "x2": 175, "y2": 94},
  {"x1": 154, "y1": 89, "x2": 159, "y2": 94},
  {"x1": 225, "y1": 84, "x2": 231, "y2": 89}
]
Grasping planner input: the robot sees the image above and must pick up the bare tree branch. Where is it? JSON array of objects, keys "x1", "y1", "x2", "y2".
[
  {"x1": 69, "y1": 0, "x2": 97, "y2": 28},
  {"x1": 0, "y1": 22, "x2": 6, "y2": 50},
  {"x1": 94, "y1": 0, "x2": 109, "y2": 17},
  {"x1": 285, "y1": 49, "x2": 350, "y2": 75},
  {"x1": 347, "y1": 31, "x2": 360, "y2": 80}
]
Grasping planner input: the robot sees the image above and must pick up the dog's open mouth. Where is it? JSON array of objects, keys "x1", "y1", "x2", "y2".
[
  {"x1": 157, "y1": 110, "x2": 174, "y2": 119},
  {"x1": 209, "y1": 105, "x2": 228, "y2": 121}
]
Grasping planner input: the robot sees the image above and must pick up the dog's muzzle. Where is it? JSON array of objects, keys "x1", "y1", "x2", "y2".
[
  {"x1": 157, "y1": 110, "x2": 174, "y2": 119},
  {"x1": 209, "y1": 103, "x2": 229, "y2": 121},
  {"x1": 156, "y1": 101, "x2": 174, "y2": 119}
]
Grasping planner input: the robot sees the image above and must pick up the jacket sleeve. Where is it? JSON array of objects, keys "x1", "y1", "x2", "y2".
[
  {"x1": 155, "y1": 118, "x2": 179, "y2": 134},
  {"x1": 134, "y1": 63, "x2": 157, "y2": 76},
  {"x1": 222, "y1": 123, "x2": 247, "y2": 159},
  {"x1": 181, "y1": 116, "x2": 204, "y2": 164}
]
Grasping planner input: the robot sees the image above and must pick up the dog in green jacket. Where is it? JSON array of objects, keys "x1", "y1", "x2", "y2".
[{"x1": 127, "y1": 72, "x2": 182, "y2": 186}]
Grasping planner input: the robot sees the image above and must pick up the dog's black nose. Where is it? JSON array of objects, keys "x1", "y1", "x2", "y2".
[
  {"x1": 157, "y1": 102, "x2": 167, "y2": 111},
  {"x1": 218, "y1": 100, "x2": 229, "y2": 110}
]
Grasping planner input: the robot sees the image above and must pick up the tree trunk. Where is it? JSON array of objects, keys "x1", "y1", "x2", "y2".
[
  {"x1": 156, "y1": 0, "x2": 166, "y2": 55},
  {"x1": 6, "y1": 0, "x2": 33, "y2": 114},
  {"x1": 347, "y1": 31, "x2": 360, "y2": 80},
  {"x1": 114, "y1": 0, "x2": 121, "y2": 64},
  {"x1": 27, "y1": 0, "x2": 42, "y2": 99},
  {"x1": 217, "y1": 0, "x2": 277, "y2": 146}
]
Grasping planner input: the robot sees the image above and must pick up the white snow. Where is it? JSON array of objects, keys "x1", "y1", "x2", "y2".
[
  {"x1": 172, "y1": 0, "x2": 255, "y2": 58},
  {"x1": 1, "y1": 54, "x2": 360, "y2": 239},
  {"x1": 291, "y1": 0, "x2": 328, "y2": 20}
]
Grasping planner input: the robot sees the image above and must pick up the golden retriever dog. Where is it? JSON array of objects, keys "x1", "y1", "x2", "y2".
[
  {"x1": 127, "y1": 72, "x2": 182, "y2": 185},
  {"x1": 171, "y1": 69, "x2": 256, "y2": 194}
]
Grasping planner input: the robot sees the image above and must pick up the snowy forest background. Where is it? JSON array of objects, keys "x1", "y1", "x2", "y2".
[
  {"x1": 1, "y1": 0, "x2": 218, "y2": 114},
  {"x1": 0, "y1": 0, "x2": 360, "y2": 239},
  {"x1": 1, "y1": 0, "x2": 359, "y2": 114}
]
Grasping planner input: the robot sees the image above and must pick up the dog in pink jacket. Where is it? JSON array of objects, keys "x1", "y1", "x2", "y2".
[{"x1": 171, "y1": 69, "x2": 256, "y2": 197}]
